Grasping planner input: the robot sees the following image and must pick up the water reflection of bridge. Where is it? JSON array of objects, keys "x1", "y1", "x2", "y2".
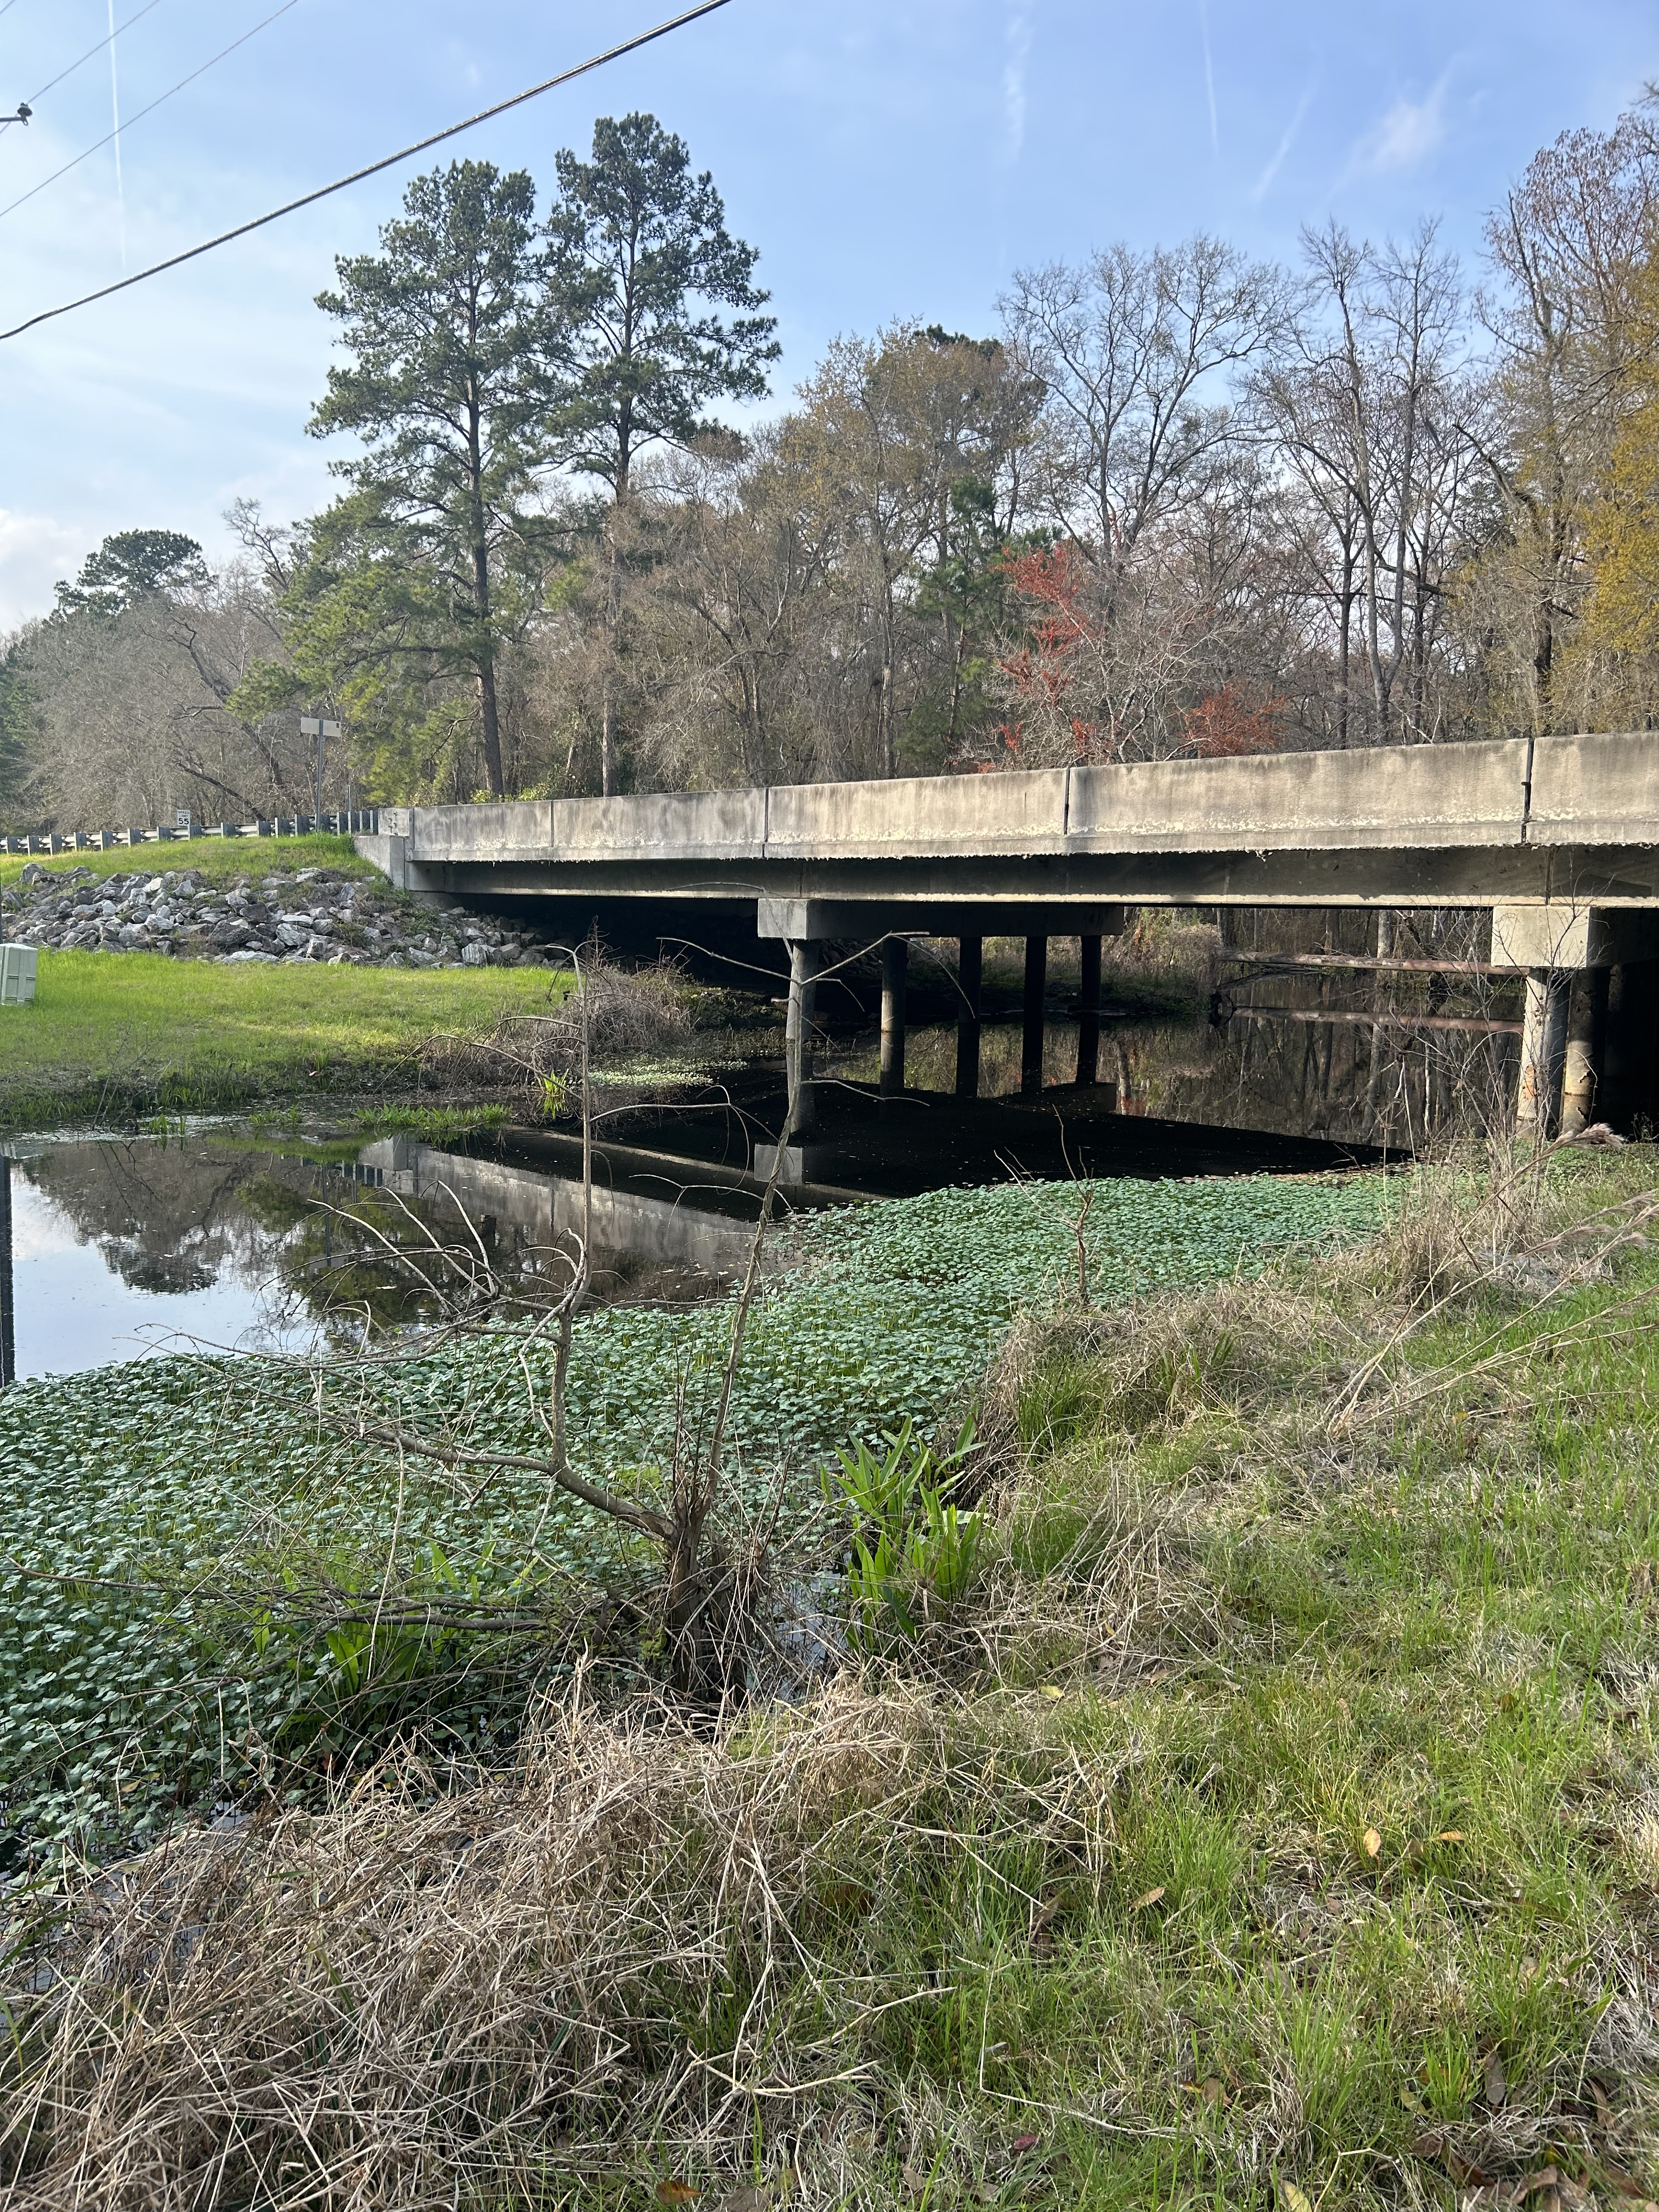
[
  {"x1": 0, "y1": 1131, "x2": 787, "y2": 1392},
  {"x1": 357, "y1": 1136, "x2": 764, "y2": 1288}
]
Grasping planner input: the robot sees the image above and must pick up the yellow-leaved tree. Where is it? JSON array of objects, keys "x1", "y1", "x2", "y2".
[{"x1": 1585, "y1": 255, "x2": 1659, "y2": 693}]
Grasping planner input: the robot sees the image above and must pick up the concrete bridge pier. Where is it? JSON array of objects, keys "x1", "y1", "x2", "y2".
[
  {"x1": 1496, "y1": 906, "x2": 1659, "y2": 1137},
  {"x1": 1562, "y1": 969, "x2": 1610, "y2": 1135},
  {"x1": 759, "y1": 900, "x2": 1125, "y2": 1111},
  {"x1": 880, "y1": 938, "x2": 908, "y2": 1098},
  {"x1": 1518, "y1": 970, "x2": 1571, "y2": 1135},
  {"x1": 1077, "y1": 934, "x2": 1103, "y2": 1087},
  {"x1": 785, "y1": 940, "x2": 820, "y2": 1137},
  {"x1": 956, "y1": 936, "x2": 983, "y2": 1099},
  {"x1": 1022, "y1": 936, "x2": 1047, "y2": 1095}
]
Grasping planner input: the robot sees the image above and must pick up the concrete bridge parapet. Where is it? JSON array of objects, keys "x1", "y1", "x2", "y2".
[{"x1": 1067, "y1": 738, "x2": 1534, "y2": 854}]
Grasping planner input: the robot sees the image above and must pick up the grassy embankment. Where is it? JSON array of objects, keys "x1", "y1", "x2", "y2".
[
  {"x1": 5, "y1": 836, "x2": 467, "y2": 1125},
  {"x1": 0, "y1": 951, "x2": 575, "y2": 1127},
  {"x1": 7, "y1": 1152, "x2": 1659, "y2": 2206},
  {"x1": 0, "y1": 831, "x2": 370, "y2": 891}
]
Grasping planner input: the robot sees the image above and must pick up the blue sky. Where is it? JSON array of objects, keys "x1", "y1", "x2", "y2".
[{"x1": 0, "y1": 0, "x2": 1652, "y2": 627}]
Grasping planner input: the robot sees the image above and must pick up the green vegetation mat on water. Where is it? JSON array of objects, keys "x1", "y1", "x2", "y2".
[{"x1": 0, "y1": 1172, "x2": 1381, "y2": 1856}]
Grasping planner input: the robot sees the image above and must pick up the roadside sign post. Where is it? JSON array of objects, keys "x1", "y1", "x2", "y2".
[{"x1": 300, "y1": 716, "x2": 343, "y2": 827}]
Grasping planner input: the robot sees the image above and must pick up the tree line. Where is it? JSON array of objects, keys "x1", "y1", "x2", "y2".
[{"x1": 4, "y1": 95, "x2": 1659, "y2": 832}]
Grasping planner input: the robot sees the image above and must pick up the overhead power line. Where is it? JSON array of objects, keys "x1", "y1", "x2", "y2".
[
  {"x1": 0, "y1": 0, "x2": 164, "y2": 136},
  {"x1": 0, "y1": 0, "x2": 301, "y2": 220},
  {"x1": 0, "y1": 0, "x2": 733, "y2": 345}
]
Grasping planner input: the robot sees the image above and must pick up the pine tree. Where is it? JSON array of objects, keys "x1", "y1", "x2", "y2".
[
  {"x1": 304, "y1": 160, "x2": 560, "y2": 797},
  {"x1": 545, "y1": 114, "x2": 777, "y2": 792}
]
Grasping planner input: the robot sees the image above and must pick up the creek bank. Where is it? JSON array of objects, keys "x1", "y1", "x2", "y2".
[
  {"x1": 0, "y1": 950, "x2": 599, "y2": 1132},
  {"x1": 8, "y1": 1152, "x2": 1659, "y2": 2209}
]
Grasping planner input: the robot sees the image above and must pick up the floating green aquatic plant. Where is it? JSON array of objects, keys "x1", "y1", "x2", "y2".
[{"x1": 0, "y1": 1172, "x2": 1383, "y2": 1855}]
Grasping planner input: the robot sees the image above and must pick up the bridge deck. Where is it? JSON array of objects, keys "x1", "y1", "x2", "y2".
[{"x1": 362, "y1": 733, "x2": 1659, "y2": 926}]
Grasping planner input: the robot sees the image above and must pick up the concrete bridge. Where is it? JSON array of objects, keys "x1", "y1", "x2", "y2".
[{"x1": 358, "y1": 730, "x2": 1659, "y2": 1141}]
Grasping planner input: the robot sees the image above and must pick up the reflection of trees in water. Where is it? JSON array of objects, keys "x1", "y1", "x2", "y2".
[
  {"x1": 1117, "y1": 1006, "x2": 1517, "y2": 1147},
  {"x1": 20, "y1": 1142, "x2": 285, "y2": 1297},
  {"x1": 19, "y1": 1139, "x2": 731, "y2": 1353},
  {"x1": 18, "y1": 1143, "x2": 506, "y2": 1342},
  {"x1": 817, "y1": 1012, "x2": 1448, "y2": 1143},
  {"x1": 238, "y1": 1175, "x2": 573, "y2": 1346}
]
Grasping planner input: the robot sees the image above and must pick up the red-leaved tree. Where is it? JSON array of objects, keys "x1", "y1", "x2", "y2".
[
  {"x1": 1181, "y1": 681, "x2": 1283, "y2": 757},
  {"x1": 993, "y1": 544, "x2": 1104, "y2": 761}
]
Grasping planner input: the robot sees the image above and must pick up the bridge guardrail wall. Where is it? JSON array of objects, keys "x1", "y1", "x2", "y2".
[
  {"x1": 762, "y1": 768, "x2": 1069, "y2": 858},
  {"x1": 366, "y1": 730, "x2": 1658, "y2": 886},
  {"x1": 1068, "y1": 739, "x2": 1532, "y2": 853},
  {"x1": 1527, "y1": 732, "x2": 1659, "y2": 848},
  {"x1": 405, "y1": 802, "x2": 552, "y2": 860},
  {"x1": 552, "y1": 788, "x2": 767, "y2": 858}
]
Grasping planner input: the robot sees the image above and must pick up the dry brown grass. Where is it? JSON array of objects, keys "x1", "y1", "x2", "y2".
[
  {"x1": 0, "y1": 1681, "x2": 1122, "y2": 2211},
  {"x1": 419, "y1": 957, "x2": 693, "y2": 1096}
]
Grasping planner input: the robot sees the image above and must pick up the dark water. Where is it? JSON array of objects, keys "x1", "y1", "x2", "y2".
[
  {"x1": 759, "y1": 918, "x2": 1517, "y2": 1156},
  {"x1": 855, "y1": 1001, "x2": 1514, "y2": 1155}
]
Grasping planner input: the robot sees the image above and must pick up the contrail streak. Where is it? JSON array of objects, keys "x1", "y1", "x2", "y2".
[
  {"x1": 1251, "y1": 77, "x2": 1314, "y2": 202},
  {"x1": 1198, "y1": 0, "x2": 1218, "y2": 159}
]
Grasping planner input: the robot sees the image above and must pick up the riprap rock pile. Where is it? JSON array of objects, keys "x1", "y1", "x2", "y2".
[{"x1": 0, "y1": 863, "x2": 550, "y2": 968}]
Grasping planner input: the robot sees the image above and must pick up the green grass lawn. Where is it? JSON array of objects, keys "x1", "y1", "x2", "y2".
[
  {"x1": 0, "y1": 947, "x2": 573, "y2": 1126},
  {"x1": 0, "y1": 832, "x2": 372, "y2": 890}
]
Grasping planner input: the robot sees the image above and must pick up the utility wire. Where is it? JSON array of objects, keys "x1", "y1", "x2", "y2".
[
  {"x1": 0, "y1": 0, "x2": 300, "y2": 220},
  {"x1": 0, "y1": 0, "x2": 163, "y2": 136},
  {"x1": 0, "y1": 0, "x2": 732, "y2": 343}
]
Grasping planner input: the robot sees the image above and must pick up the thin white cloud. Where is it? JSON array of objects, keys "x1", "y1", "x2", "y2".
[
  {"x1": 1198, "y1": 0, "x2": 1219, "y2": 160},
  {"x1": 0, "y1": 510, "x2": 91, "y2": 633},
  {"x1": 1251, "y1": 76, "x2": 1316, "y2": 204},
  {"x1": 1352, "y1": 71, "x2": 1452, "y2": 174},
  {"x1": 1003, "y1": 2, "x2": 1033, "y2": 163}
]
